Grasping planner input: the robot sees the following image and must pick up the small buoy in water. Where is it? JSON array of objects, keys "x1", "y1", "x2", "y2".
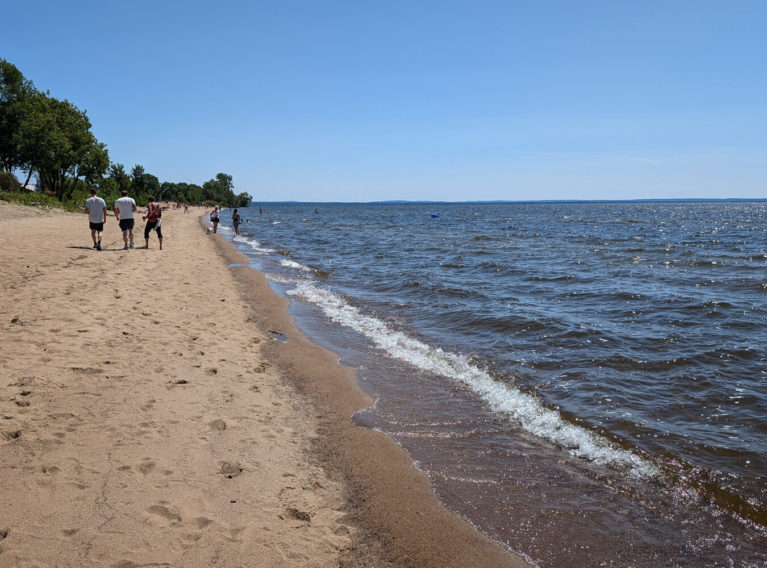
[{"x1": 430, "y1": 213, "x2": 440, "y2": 218}]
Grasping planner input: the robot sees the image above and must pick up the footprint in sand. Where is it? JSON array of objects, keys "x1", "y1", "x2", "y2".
[
  {"x1": 2, "y1": 430, "x2": 22, "y2": 441},
  {"x1": 285, "y1": 508, "x2": 312, "y2": 522},
  {"x1": 195, "y1": 517, "x2": 214, "y2": 529},
  {"x1": 146, "y1": 504, "x2": 182, "y2": 524},
  {"x1": 334, "y1": 525, "x2": 351, "y2": 536},
  {"x1": 208, "y1": 419, "x2": 227, "y2": 431},
  {"x1": 220, "y1": 461, "x2": 243, "y2": 478}
]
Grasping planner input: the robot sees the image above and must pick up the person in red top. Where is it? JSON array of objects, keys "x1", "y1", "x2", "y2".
[{"x1": 142, "y1": 196, "x2": 163, "y2": 250}]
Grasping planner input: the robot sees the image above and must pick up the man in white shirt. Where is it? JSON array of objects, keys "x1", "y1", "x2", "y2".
[
  {"x1": 113, "y1": 190, "x2": 137, "y2": 249},
  {"x1": 84, "y1": 188, "x2": 107, "y2": 251}
]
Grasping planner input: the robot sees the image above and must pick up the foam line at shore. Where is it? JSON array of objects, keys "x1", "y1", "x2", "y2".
[
  {"x1": 276, "y1": 276, "x2": 658, "y2": 478},
  {"x1": 231, "y1": 232, "x2": 657, "y2": 476}
]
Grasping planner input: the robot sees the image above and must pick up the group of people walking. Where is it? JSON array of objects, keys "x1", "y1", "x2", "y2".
[
  {"x1": 85, "y1": 190, "x2": 244, "y2": 251},
  {"x1": 84, "y1": 189, "x2": 163, "y2": 251}
]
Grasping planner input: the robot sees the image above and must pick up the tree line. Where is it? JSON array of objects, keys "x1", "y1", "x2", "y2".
[{"x1": 0, "y1": 58, "x2": 252, "y2": 208}]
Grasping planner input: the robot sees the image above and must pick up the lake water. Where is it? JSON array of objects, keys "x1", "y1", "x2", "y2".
[{"x1": 216, "y1": 201, "x2": 766, "y2": 567}]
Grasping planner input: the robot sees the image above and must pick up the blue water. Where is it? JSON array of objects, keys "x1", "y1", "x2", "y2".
[{"x1": 216, "y1": 201, "x2": 766, "y2": 567}]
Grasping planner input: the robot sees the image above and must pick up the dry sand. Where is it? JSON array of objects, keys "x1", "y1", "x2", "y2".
[{"x1": 0, "y1": 201, "x2": 529, "y2": 567}]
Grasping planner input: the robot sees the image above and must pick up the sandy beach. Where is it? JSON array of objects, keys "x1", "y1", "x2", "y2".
[{"x1": 0, "y1": 202, "x2": 527, "y2": 567}]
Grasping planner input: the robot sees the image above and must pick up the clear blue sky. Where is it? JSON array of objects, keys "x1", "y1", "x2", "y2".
[{"x1": 3, "y1": 0, "x2": 765, "y2": 202}]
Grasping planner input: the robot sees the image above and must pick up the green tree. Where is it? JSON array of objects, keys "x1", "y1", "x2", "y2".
[
  {"x1": 109, "y1": 163, "x2": 131, "y2": 193},
  {"x1": 201, "y1": 172, "x2": 247, "y2": 206},
  {"x1": 0, "y1": 58, "x2": 37, "y2": 176},
  {"x1": 130, "y1": 164, "x2": 146, "y2": 197},
  {"x1": 236, "y1": 192, "x2": 252, "y2": 207},
  {"x1": 142, "y1": 173, "x2": 160, "y2": 203},
  {"x1": 186, "y1": 183, "x2": 203, "y2": 204},
  {"x1": 95, "y1": 175, "x2": 120, "y2": 206},
  {"x1": 129, "y1": 164, "x2": 160, "y2": 204},
  {"x1": 216, "y1": 172, "x2": 233, "y2": 192},
  {"x1": 18, "y1": 93, "x2": 109, "y2": 200}
]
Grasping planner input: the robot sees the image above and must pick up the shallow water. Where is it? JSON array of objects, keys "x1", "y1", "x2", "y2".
[{"x1": 218, "y1": 201, "x2": 766, "y2": 567}]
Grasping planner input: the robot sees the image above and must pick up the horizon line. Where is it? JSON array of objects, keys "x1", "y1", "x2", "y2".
[{"x1": 248, "y1": 197, "x2": 767, "y2": 205}]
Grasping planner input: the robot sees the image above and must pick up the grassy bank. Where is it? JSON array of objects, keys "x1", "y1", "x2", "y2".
[{"x1": 0, "y1": 190, "x2": 82, "y2": 211}]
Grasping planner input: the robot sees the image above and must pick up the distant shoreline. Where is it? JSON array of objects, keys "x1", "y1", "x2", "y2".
[{"x1": 253, "y1": 197, "x2": 767, "y2": 205}]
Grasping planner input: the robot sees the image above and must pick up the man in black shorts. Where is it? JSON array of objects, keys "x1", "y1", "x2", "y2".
[
  {"x1": 113, "y1": 190, "x2": 137, "y2": 249},
  {"x1": 84, "y1": 188, "x2": 107, "y2": 250}
]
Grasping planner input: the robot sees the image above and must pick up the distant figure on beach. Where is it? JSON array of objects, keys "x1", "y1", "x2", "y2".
[
  {"x1": 84, "y1": 188, "x2": 107, "y2": 251},
  {"x1": 184, "y1": 204, "x2": 189, "y2": 214},
  {"x1": 210, "y1": 206, "x2": 220, "y2": 233},
  {"x1": 142, "y1": 196, "x2": 163, "y2": 250},
  {"x1": 114, "y1": 190, "x2": 137, "y2": 249},
  {"x1": 232, "y1": 208, "x2": 241, "y2": 235}
]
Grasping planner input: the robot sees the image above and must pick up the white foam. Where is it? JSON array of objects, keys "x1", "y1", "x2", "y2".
[
  {"x1": 236, "y1": 236, "x2": 275, "y2": 254},
  {"x1": 280, "y1": 259, "x2": 314, "y2": 272},
  {"x1": 287, "y1": 280, "x2": 658, "y2": 478}
]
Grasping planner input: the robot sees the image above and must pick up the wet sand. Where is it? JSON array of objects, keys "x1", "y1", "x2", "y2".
[{"x1": 0, "y1": 201, "x2": 528, "y2": 567}]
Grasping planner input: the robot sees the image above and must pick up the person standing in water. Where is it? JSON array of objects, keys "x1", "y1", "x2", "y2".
[
  {"x1": 232, "y1": 208, "x2": 241, "y2": 235},
  {"x1": 142, "y1": 196, "x2": 163, "y2": 250},
  {"x1": 210, "y1": 206, "x2": 220, "y2": 233}
]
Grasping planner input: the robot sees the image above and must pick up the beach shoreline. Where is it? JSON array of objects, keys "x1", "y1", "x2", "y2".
[{"x1": 0, "y1": 201, "x2": 527, "y2": 567}]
